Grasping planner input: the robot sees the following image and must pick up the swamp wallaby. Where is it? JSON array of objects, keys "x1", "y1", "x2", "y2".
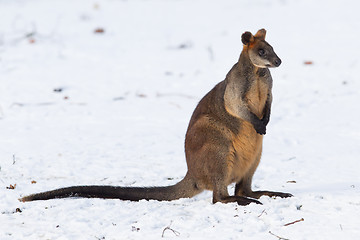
[{"x1": 20, "y1": 29, "x2": 292, "y2": 205}]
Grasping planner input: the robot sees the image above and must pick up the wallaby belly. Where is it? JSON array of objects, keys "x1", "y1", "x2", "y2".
[{"x1": 227, "y1": 121, "x2": 263, "y2": 184}]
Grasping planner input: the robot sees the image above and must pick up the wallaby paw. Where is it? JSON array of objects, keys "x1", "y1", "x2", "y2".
[
  {"x1": 254, "y1": 124, "x2": 266, "y2": 135},
  {"x1": 261, "y1": 116, "x2": 270, "y2": 127}
]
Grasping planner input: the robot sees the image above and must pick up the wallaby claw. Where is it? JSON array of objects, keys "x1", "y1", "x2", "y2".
[
  {"x1": 278, "y1": 192, "x2": 293, "y2": 198},
  {"x1": 269, "y1": 192, "x2": 293, "y2": 199}
]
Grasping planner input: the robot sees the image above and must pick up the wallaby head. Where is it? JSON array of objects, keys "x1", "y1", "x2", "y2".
[{"x1": 241, "y1": 29, "x2": 281, "y2": 68}]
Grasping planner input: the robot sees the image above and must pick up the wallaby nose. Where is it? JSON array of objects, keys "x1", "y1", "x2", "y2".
[{"x1": 274, "y1": 58, "x2": 282, "y2": 67}]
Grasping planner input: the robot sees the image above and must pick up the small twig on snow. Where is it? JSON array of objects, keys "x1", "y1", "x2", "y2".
[
  {"x1": 257, "y1": 209, "x2": 267, "y2": 218},
  {"x1": 162, "y1": 221, "x2": 180, "y2": 238},
  {"x1": 284, "y1": 218, "x2": 304, "y2": 226},
  {"x1": 94, "y1": 236, "x2": 105, "y2": 240},
  {"x1": 10, "y1": 20, "x2": 37, "y2": 45},
  {"x1": 269, "y1": 231, "x2": 289, "y2": 240}
]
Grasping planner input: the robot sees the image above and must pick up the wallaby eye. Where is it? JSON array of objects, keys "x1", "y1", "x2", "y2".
[{"x1": 258, "y1": 49, "x2": 265, "y2": 57}]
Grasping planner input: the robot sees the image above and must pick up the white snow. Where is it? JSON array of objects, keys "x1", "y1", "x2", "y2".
[{"x1": 1, "y1": 0, "x2": 360, "y2": 239}]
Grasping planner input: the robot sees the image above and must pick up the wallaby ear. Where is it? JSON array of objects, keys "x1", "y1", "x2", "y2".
[
  {"x1": 241, "y1": 32, "x2": 254, "y2": 45},
  {"x1": 255, "y1": 29, "x2": 266, "y2": 40}
]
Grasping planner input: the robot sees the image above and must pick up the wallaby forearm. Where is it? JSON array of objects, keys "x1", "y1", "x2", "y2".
[
  {"x1": 261, "y1": 94, "x2": 272, "y2": 127},
  {"x1": 241, "y1": 108, "x2": 267, "y2": 135},
  {"x1": 224, "y1": 100, "x2": 266, "y2": 135}
]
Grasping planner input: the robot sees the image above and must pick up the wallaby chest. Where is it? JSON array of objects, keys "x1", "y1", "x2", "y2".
[{"x1": 244, "y1": 72, "x2": 270, "y2": 119}]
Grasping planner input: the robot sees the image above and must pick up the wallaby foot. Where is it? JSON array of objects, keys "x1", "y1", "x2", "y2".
[
  {"x1": 246, "y1": 190, "x2": 293, "y2": 199},
  {"x1": 212, "y1": 185, "x2": 262, "y2": 205},
  {"x1": 232, "y1": 196, "x2": 262, "y2": 206},
  {"x1": 214, "y1": 196, "x2": 262, "y2": 206}
]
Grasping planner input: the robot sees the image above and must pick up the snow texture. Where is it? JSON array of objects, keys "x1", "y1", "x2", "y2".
[{"x1": 1, "y1": 0, "x2": 360, "y2": 239}]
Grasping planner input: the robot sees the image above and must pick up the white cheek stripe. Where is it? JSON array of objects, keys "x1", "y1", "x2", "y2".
[{"x1": 253, "y1": 59, "x2": 271, "y2": 68}]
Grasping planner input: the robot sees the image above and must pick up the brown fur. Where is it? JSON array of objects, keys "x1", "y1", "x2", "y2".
[
  {"x1": 20, "y1": 29, "x2": 291, "y2": 205},
  {"x1": 184, "y1": 28, "x2": 291, "y2": 204}
]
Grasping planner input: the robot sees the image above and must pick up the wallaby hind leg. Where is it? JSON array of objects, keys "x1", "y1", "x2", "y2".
[
  {"x1": 234, "y1": 148, "x2": 292, "y2": 199},
  {"x1": 210, "y1": 159, "x2": 261, "y2": 205},
  {"x1": 188, "y1": 130, "x2": 262, "y2": 206}
]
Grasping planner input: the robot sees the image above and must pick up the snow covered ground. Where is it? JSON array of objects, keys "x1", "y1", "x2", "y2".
[{"x1": 1, "y1": 0, "x2": 360, "y2": 239}]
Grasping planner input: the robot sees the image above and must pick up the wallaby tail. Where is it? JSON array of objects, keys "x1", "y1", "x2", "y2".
[{"x1": 19, "y1": 174, "x2": 201, "y2": 202}]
